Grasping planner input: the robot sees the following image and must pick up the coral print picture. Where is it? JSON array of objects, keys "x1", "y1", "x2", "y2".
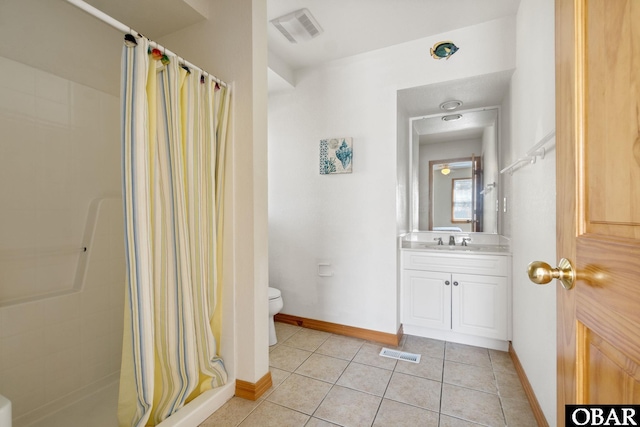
[{"x1": 320, "y1": 137, "x2": 353, "y2": 174}]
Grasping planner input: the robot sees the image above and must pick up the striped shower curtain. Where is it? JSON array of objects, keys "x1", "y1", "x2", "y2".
[{"x1": 118, "y1": 37, "x2": 230, "y2": 427}]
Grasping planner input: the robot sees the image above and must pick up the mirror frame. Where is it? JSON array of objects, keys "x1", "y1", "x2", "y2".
[{"x1": 409, "y1": 106, "x2": 501, "y2": 234}]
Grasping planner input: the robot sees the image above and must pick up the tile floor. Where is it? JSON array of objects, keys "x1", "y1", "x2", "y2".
[{"x1": 200, "y1": 322, "x2": 537, "y2": 427}]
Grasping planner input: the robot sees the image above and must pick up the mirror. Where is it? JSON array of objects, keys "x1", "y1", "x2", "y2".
[
  {"x1": 397, "y1": 71, "x2": 512, "y2": 235},
  {"x1": 413, "y1": 108, "x2": 499, "y2": 233}
]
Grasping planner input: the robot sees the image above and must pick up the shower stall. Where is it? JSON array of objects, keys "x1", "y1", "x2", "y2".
[
  {"x1": 0, "y1": 52, "x2": 125, "y2": 426},
  {"x1": 0, "y1": 1, "x2": 236, "y2": 426}
]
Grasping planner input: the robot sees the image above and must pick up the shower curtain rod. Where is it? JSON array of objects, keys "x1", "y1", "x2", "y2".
[{"x1": 65, "y1": 0, "x2": 228, "y2": 88}]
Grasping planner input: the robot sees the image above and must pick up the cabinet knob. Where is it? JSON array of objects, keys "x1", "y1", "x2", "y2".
[
  {"x1": 453, "y1": 281, "x2": 459, "y2": 286},
  {"x1": 445, "y1": 280, "x2": 450, "y2": 286}
]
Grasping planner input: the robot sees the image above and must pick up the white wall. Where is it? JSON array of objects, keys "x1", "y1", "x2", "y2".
[
  {"x1": 0, "y1": 0, "x2": 122, "y2": 97},
  {"x1": 508, "y1": 0, "x2": 557, "y2": 423},
  {"x1": 499, "y1": 86, "x2": 513, "y2": 238},
  {"x1": 268, "y1": 17, "x2": 516, "y2": 334},
  {"x1": 482, "y1": 125, "x2": 499, "y2": 234}
]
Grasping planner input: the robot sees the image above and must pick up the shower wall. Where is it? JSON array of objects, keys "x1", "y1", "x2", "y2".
[{"x1": 0, "y1": 55, "x2": 125, "y2": 422}]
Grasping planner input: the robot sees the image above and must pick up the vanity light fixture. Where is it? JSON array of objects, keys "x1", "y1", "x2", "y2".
[
  {"x1": 441, "y1": 165, "x2": 451, "y2": 175},
  {"x1": 439, "y1": 100, "x2": 463, "y2": 111},
  {"x1": 442, "y1": 114, "x2": 463, "y2": 122}
]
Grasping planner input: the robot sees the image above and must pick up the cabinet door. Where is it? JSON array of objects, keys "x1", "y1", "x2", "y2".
[
  {"x1": 451, "y1": 273, "x2": 507, "y2": 340},
  {"x1": 402, "y1": 270, "x2": 451, "y2": 330}
]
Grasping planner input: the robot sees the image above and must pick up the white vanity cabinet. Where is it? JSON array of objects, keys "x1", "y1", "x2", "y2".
[{"x1": 401, "y1": 249, "x2": 511, "y2": 350}]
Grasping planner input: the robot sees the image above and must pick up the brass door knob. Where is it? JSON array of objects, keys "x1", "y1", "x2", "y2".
[{"x1": 527, "y1": 258, "x2": 575, "y2": 290}]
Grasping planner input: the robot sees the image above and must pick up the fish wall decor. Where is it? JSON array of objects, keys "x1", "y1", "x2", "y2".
[{"x1": 430, "y1": 41, "x2": 459, "y2": 60}]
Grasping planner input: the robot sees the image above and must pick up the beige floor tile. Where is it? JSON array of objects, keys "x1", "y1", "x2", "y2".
[
  {"x1": 372, "y1": 398, "x2": 439, "y2": 427},
  {"x1": 261, "y1": 367, "x2": 292, "y2": 400},
  {"x1": 336, "y1": 362, "x2": 393, "y2": 396},
  {"x1": 441, "y1": 383, "x2": 505, "y2": 426},
  {"x1": 266, "y1": 373, "x2": 332, "y2": 415},
  {"x1": 494, "y1": 369, "x2": 528, "y2": 401},
  {"x1": 305, "y1": 417, "x2": 341, "y2": 427},
  {"x1": 443, "y1": 360, "x2": 497, "y2": 394},
  {"x1": 402, "y1": 335, "x2": 445, "y2": 359},
  {"x1": 295, "y1": 353, "x2": 349, "y2": 383},
  {"x1": 274, "y1": 322, "x2": 302, "y2": 343},
  {"x1": 228, "y1": 330, "x2": 515, "y2": 427},
  {"x1": 489, "y1": 349, "x2": 516, "y2": 373},
  {"x1": 238, "y1": 401, "x2": 309, "y2": 427},
  {"x1": 444, "y1": 342, "x2": 492, "y2": 368},
  {"x1": 394, "y1": 354, "x2": 443, "y2": 382},
  {"x1": 501, "y1": 397, "x2": 537, "y2": 427},
  {"x1": 352, "y1": 343, "x2": 398, "y2": 370},
  {"x1": 269, "y1": 344, "x2": 312, "y2": 372},
  {"x1": 199, "y1": 396, "x2": 260, "y2": 427},
  {"x1": 439, "y1": 414, "x2": 485, "y2": 427},
  {"x1": 283, "y1": 328, "x2": 331, "y2": 352},
  {"x1": 315, "y1": 334, "x2": 364, "y2": 360},
  {"x1": 383, "y1": 372, "x2": 441, "y2": 412},
  {"x1": 313, "y1": 385, "x2": 382, "y2": 427}
]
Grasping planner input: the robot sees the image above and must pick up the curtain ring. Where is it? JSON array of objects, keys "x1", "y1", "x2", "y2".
[{"x1": 124, "y1": 33, "x2": 138, "y2": 47}]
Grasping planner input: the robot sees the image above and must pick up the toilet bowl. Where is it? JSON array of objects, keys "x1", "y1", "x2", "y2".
[{"x1": 268, "y1": 287, "x2": 283, "y2": 346}]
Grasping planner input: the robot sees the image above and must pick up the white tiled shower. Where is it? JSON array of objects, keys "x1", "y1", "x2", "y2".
[{"x1": 0, "y1": 55, "x2": 125, "y2": 425}]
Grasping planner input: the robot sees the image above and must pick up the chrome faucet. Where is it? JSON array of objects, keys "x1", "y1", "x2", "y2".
[
  {"x1": 449, "y1": 235, "x2": 456, "y2": 246},
  {"x1": 434, "y1": 237, "x2": 443, "y2": 245}
]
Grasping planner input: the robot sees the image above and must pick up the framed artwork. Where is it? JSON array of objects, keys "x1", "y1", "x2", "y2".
[{"x1": 320, "y1": 137, "x2": 353, "y2": 174}]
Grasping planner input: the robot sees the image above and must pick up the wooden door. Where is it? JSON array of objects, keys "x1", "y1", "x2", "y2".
[{"x1": 556, "y1": 0, "x2": 640, "y2": 423}]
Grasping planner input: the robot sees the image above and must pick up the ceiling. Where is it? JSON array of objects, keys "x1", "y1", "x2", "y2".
[
  {"x1": 79, "y1": 1, "x2": 519, "y2": 91},
  {"x1": 79, "y1": 0, "x2": 521, "y2": 73},
  {"x1": 78, "y1": 0, "x2": 517, "y2": 139},
  {"x1": 267, "y1": 0, "x2": 521, "y2": 72},
  {"x1": 83, "y1": 0, "x2": 209, "y2": 39},
  {"x1": 267, "y1": 1, "x2": 517, "y2": 143}
]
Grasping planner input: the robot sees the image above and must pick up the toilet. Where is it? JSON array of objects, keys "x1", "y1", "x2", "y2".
[{"x1": 268, "y1": 287, "x2": 284, "y2": 346}]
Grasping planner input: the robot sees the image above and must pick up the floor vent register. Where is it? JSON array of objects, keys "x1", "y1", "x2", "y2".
[{"x1": 379, "y1": 348, "x2": 421, "y2": 364}]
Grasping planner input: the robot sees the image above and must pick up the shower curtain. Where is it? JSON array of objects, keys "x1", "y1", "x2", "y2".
[{"x1": 118, "y1": 36, "x2": 230, "y2": 427}]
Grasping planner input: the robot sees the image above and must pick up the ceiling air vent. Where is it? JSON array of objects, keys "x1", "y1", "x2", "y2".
[{"x1": 271, "y1": 8, "x2": 323, "y2": 43}]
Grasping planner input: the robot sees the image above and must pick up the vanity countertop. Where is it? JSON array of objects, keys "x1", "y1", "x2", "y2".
[{"x1": 401, "y1": 240, "x2": 511, "y2": 255}]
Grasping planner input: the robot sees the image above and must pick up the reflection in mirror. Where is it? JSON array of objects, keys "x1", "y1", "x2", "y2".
[
  {"x1": 429, "y1": 159, "x2": 481, "y2": 232},
  {"x1": 414, "y1": 108, "x2": 499, "y2": 233},
  {"x1": 452, "y1": 178, "x2": 473, "y2": 222}
]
